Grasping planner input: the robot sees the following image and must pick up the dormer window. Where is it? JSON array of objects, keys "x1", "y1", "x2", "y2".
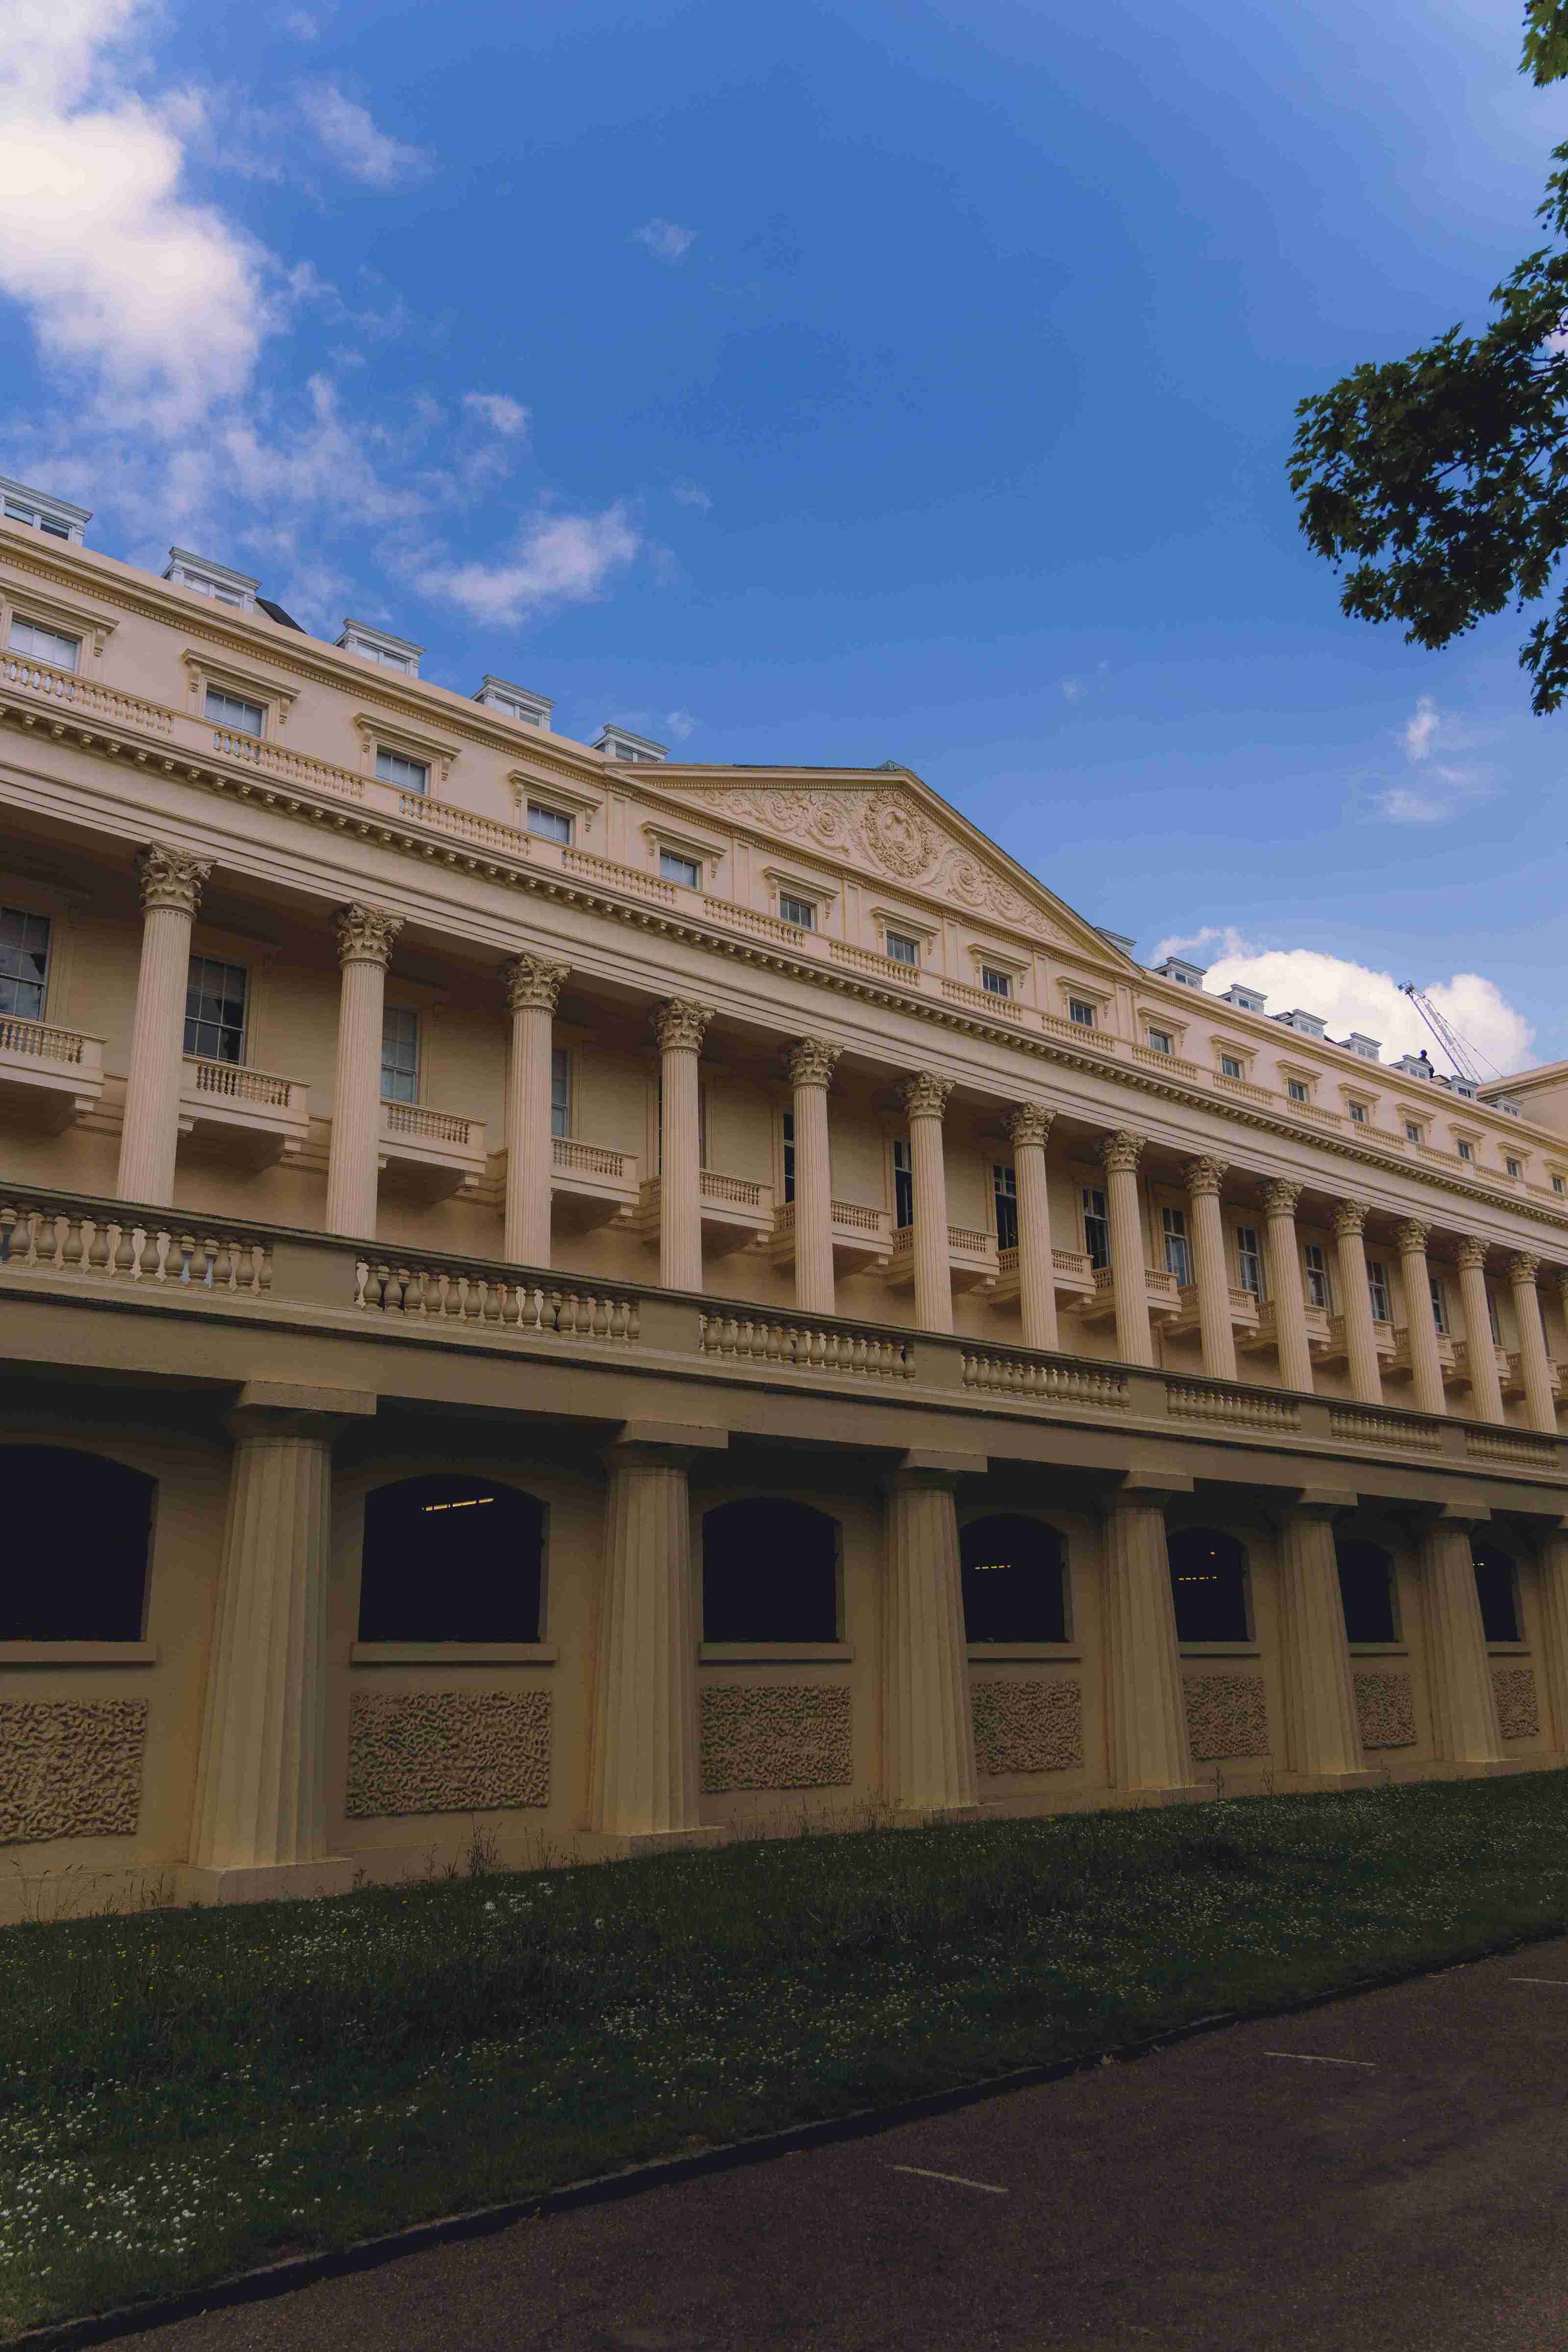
[
  {"x1": 339, "y1": 619, "x2": 422, "y2": 677},
  {"x1": 595, "y1": 723, "x2": 669, "y2": 765},
  {"x1": 7, "y1": 615, "x2": 80, "y2": 673},
  {"x1": 475, "y1": 674, "x2": 553, "y2": 731},
  {"x1": 164, "y1": 547, "x2": 258, "y2": 611},
  {"x1": 0, "y1": 475, "x2": 90, "y2": 545},
  {"x1": 527, "y1": 801, "x2": 573, "y2": 845}
]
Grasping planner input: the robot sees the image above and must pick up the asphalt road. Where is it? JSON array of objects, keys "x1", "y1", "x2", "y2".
[{"x1": 130, "y1": 1941, "x2": 1568, "y2": 2351}]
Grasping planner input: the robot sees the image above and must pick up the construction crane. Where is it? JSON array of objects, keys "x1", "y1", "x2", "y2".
[{"x1": 1400, "y1": 983, "x2": 1496, "y2": 1084}]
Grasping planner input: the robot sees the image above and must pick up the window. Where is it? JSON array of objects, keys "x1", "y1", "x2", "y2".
[
  {"x1": 1304, "y1": 1242, "x2": 1330, "y2": 1311},
  {"x1": 1287, "y1": 1078, "x2": 1310, "y2": 1105},
  {"x1": 782, "y1": 1109, "x2": 796, "y2": 1205},
  {"x1": 527, "y1": 801, "x2": 572, "y2": 845},
  {"x1": 1068, "y1": 998, "x2": 1096, "y2": 1028},
  {"x1": 779, "y1": 891, "x2": 816, "y2": 930},
  {"x1": 1429, "y1": 1274, "x2": 1447, "y2": 1335},
  {"x1": 886, "y1": 931, "x2": 919, "y2": 967},
  {"x1": 3, "y1": 495, "x2": 71, "y2": 540},
  {"x1": 1220, "y1": 1054, "x2": 1243, "y2": 1080},
  {"x1": 204, "y1": 685, "x2": 264, "y2": 737},
  {"x1": 1487, "y1": 1288, "x2": 1502, "y2": 1346},
  {"x1": 0, "y1": 1448, "x2": 154, "y2": 1639},
  {"x1": 960, "y1": 1515, "x2": 1066, "y2": 1644},
  {"x1": 1335, "y1": 1539, "x2": 1397, "y2": 1645},
  {"x1": 1168, "y1": 1527, "x2": 1250, "y2": 1643},
  {"x1": 1349, "y1": 1102, "x2": 1367, "y2": 1125},
  {"x1": 1457, "y1": 1138, "x2": 1473, "y2": 1162},
  {"x1": 358, "y1": 1476, "x2": 543, "y2": 1642},
  {"x1": 1405, "y1": 1121, "x2": 1423, "y2": 1145},
  {"x1": 1147, "y1": 1027, "x2": 1173, "y2": 1055},
  {"x1": 981, "y1": 966, "x2": 1012, "y2": 999},
  {"x1": 184, "y1": 956, "x2": 246, "y2": 1065},
  {"x1": 660, "y1": 849, "x2": 701, "y2": 889},
  {"x1": 1506, "y1": 1157, "x2": 1523, "y2": 1180},
  {"x1": 703, "y1": 1498, "x2": 838, "y2": 1642},
  {"x1": 1236, "y1": 1225, "x2": 1263, "y2": 1299},
  {"x1": 0, "y1": 905, "x2": 51, "y2": 1022},
  {"x1": 1554, "y1": 1175, "x2": 1566, "y2": 1197},
  {"x1": 381, "y1": 1006, "x2": 418, "y2": 1104},
  {"x1": 550, "y1": 1047, "x2": 570, "y2": 1139},
  {"x1": 1082, "y1": 1185, "x2": 1110, "y2": 1271},
  {"x1": 375, "y1": 746, "x2": 428, "y2": 794},
  {"x1": 993, "y1": 1163, "x2": 1018, "y2": 1253},
  {"x1": 1162, "y1": 1204, "x2": 1192, "y2": 1286},
  {"x1": 1367, "y1": 1258, "x2": 1391, "y2": 1323},
  {"x1": 893, "y1": 1138, "x2": 914, "y2": 1228},
  {"x1": 1472, "y1": 1542, "x2": 1521, "y2": 1645},
  {"x1": 7, "y1": 614, "x2": 80, "y2": 672}
]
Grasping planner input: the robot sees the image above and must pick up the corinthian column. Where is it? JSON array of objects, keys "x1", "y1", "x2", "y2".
[
  {"x1": 1456, "y1": 1238, "x2": 1504, "y2": 1424},
  {"x1": 115, "y1": 844, "x2": 212, "y2": 1207},
  {"x1": 1420, "y1": 1513, "x2": 1504, "y2": 1764},
  {"x1": 1005, "y1": 1103, "x2": 1057, "y2": 1352},
  {"x1": 655, "y1": 999, "x2": 713, "y2": 1291},
  {"x1": 1395, "y1": 1219, "x2": 1446, "y2": 1417},
  {"x1": 325, "y1": 904, "x2": 402, "y2": 1240},
  {"x1": 1101, "y1": 1130, "x2": 1152, "y2": 1367},
  {"x1": 1262, "y1": 1179, "x2": 1315, "y2": 1394},
  {"x1": 1183, "y1": 1154, "x2": 1236, "y2": 1381},
  {"x1": 1508, "y1": 1253, "x2": 1559, "y2": 1434},
  {"x1": 1102, "y1": 1483, "x2": 1193, "y2": 1791},
  {"x1": 786, "y1": 1037, "x2": 841, "y2": 1315},
  {"x1": 882, "y1": 1461, "x2": 978, "y2": 1817},
  {"x1": 501, "y1": 953, "x2": 569, "y2": 1267},
  {"x1": 1331, "y1": 1201, "x2": 1384, "y2": 1405},
  {"x1": 1276, "y1": 1498, "x2": 1367, "y2": 1784},
  {"x1": 899, "y1": 1073, "x2": 955, "y2": 1335}
]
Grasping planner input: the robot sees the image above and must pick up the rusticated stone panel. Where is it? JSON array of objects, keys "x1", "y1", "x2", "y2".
[
  {"x1": 346, "y1": 1690, "x2": 552, "y2": 1818},
  {"x1": 1493, "y1": 1665, "x2": 1541, "y2": 1743},
  {"x1": 971, "y1": 1677, "x2": 1083, "y2": 1776},
  {"x1": 0, "y1": 1700, "x2": 146, "y2": 1844},
  {"x1": 1354, "y1": 1670, "x2": 1417, "y2": 1751},
  {"x1": 1182, "y1": 1674, "x2": 1269, "y2": 1763},
  {"x1": 700, "y1": 1684, "x2": 852, "y2": 1792}
]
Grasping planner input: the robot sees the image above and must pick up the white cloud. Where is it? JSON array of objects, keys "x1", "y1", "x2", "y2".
[
  {"x1": 1058, "y1": 677, "x2": 1085, "y2": 703},
  {"x1": 1374, "y1": 694, "x2": 1498, "y2": 823},
  {"x1": 663, "y1": 710, "x2": 698, "y2": 741},
  {"x1": 1402, "y1": 694, "x2": 1440, "y2": 761},
  {"x1": 463, "y1": 392, "x2": 530, "y2": 438},
  {"x1": 298, "y1": 80, "x2": 428, "y2": 188},
  {"x1": 671, "y1": 480, "x2": 712, "y2": 509},
  {"x1": 634, "y1": 217, "x2": 696, "y2": 263},
  {"x1": 413, "y1": 506, "x2": 640, "y2": 627}
]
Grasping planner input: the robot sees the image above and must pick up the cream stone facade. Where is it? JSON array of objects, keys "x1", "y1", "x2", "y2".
[{"x1": 4, "y1": 498, "x2": 1568, "y2": 1918}]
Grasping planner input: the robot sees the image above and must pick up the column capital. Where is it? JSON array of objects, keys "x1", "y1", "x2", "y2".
[
  {"x1": 1101, "y1": 1127, "x2": 1144, "y2": 1176},
  {"x1": 652, "y1": 998, "x2": 714, "y2": 1054},
  {"x1": 501, "y1": 952, "x2": 569, "y2": 1014},
  {"x1": 1456, "y1": 1235, "x2": 1490, "y2": 1272},
  {"x1": 1182, "y1": 1153, "x2": 1227, "y2": 1198},
  {"x1": 1005, "y1": 1102, "x2": 1054, "y2": 1149},
  {"x1": 899, "y1": 1071, "x2": 954, "y2": 1121},
  {"x1": 785, "y1": 1036, "x2": 842, "y2": 1089},
  {"x1": 1507, "y1": 1250, "x2": 1542, "y2": 1285},
  {"x1": 334, "y1": 902, "x2": 403, "y2": 968},
  {"x1": 1261, "y1": 1177, "x2": 1302, "y2": 1219},
  {"x1": 136, "y1": 842, "x2": 211, "y2": 916},
  {"x1": 1393, "y1": 1218, "x2": 1431, "y2": 1256},
  {"x1": 1330, "y1": 1199, "x2": 1367, "y2": 1241}
]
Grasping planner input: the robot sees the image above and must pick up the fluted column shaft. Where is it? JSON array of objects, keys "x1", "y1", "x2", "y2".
[
  {"x1": 1332, "y1": 1203, "x2": 1384, "y2": 1405},
  {"x1": 1007, "y1": 1104, "x2": 1058, "y2": 1352},
  {"x1": 1420, "y1": 1519, "x2": 1504, "y2": 1764},
  {"x1": 655, "y1": 1001, "x2": 712, "y2": 1292},
  {"x1": 1537, "y1": 1530, "x2": 1568, "y2": 1754},
  {"x1": 1456, "y1": 1239, "x2": 1504, "y2": 1424},
  {"x1": 1395, "y1": 1220, "x2": 1446, "y2": 1417},
  {"x1": 502, "y1": 956, "x2": 568, "y2": 1267},
  {"x1": 1184, "y1": 1156, "x2": 1236, "y2": 1382},
  {"x1": 590, "y1": 1441, "x2": 708, "y2": 1837},
  {"x1": 1263, "y1": 1181, "x2": 1315, "y2": 1394},
  {"x1": 1102, "y1": 1131, "x2": 1152, "y2": 1367},
  {"x1": 1277, "y1": 1504, "x2": 1365, "y2": 1781},
  {"x1": 325, "y1": 904, "x2": 402, "y2": 1240},
  {"x1": 900, "y1": 1074, "x2": 954, "y2": 1336},
  {"x1": 1508, "y1": 1254, "x2": 1558, "y2": 1433},
  {"x1": 882, "y1": 1466, "x2": 977, "y2": 1814},
  {"x1": 116, "y1": 845, "x2": 211, "y2": 1208},
  {"x1": 1102, "y1": 1491, "x2": 1192, "y2": 1790},
  {"x1": 788, "y1": 1039, "x2": 840, "y2": 1316}
]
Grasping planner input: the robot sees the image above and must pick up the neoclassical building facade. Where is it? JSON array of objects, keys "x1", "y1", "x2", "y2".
[{"x1": 3, "y1": 491, "x2": 1568, "y2": 1914}]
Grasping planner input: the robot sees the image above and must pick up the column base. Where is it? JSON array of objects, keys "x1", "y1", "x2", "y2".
[
  {"x1": 176, "y1": 1858, "x2": 357, "y2": 1908},
  {"x1": 595, "y1": 1824, "x2": 730, "y2": 1860}
]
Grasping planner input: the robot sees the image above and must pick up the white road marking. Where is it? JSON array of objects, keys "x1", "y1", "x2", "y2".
[
  {"x1": 888, "y1": 2163, "x2": 1009, "y2": 2194},
  {"x1": 1264, "y1": 2051, "x2": 1375, "y2": 2069},
  {"x1": 1509, "y1": 1977, "x2": 1568, "y2": 1986}
]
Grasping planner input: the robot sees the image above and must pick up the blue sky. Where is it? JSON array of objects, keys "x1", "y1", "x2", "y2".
[{"x1": 1, "y1": 0, "x2": 1562, "y2": 1070}]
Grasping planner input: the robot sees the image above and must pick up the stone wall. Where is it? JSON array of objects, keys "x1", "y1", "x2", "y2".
[
  {"x1": 700, "y1": 1684, "x2": 853, "y2": 1792},
  {"x1": 345, "y1": 1689, "x2": 552, "y2": 1817},
  {"x1": 0, "y1": 1699, "x2": 146, "y2": 1844},
  {"x1": 1493, "y1": 1665, "x2": 1540, "y2": 1743},
  {"x1": 1182, "y1": 1673, "x2": 1269, "y2": 1763},
  {"x1": 971, "y1": 1677, "x2": 1082, "y2": 1776},
  {"x1": 1353, "y1": 1670, "x2": 1417, "y2": 1751}
]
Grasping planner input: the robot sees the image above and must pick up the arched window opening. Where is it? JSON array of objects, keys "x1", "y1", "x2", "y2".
[
  {"x1": 0, "y1": 1447, "x2": 154, "y2": 1640},
  {"x1": 960, "y1": 1515, "x2": 1067, "y2": 1644},
  {"x1": 702, "y1": 1499, "x2": 839, "y2": 1643},
  {"x1": 1168, "y1": 1526, "x2": 1250, "y2": 1644},
  {"x1": 1335, "y1": 1539, "x2": 1398, "y2": 1645},
  {"x1": 1472, "y1": 1541, "x2": 1521, "y2": 1646},
  {"x1": 358, "y1": 1475, "x2": 544, "y2": 1642}
]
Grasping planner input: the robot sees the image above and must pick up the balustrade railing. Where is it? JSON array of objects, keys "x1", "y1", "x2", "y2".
[
  {"x1": 961, "y1": 1351, "x2": 1128, "y2": 1408},
  {"x1": 941, "y1": 976, "x2": 1024, "y2": 1022},
  {"x1": 562, "y1": 847, "x2": 676, "y2": 904},
  {"x1": 356, "y1": 1260, "x2": 640, "y2": 1340},
  {"x1": 551, "y1": 1135, "x2": 635, "y2": 1179},
  {"x1": 698, "y1": 1312, "x2": 912, "y2": 1378},
  {"x1": 382, "y1": 1101, "x2": 479, "y2": 1146},
  {"x1": 3, "y1": 653, "x2": 172, "y2": 735},
  {"x1": 0, "y1": 1015, "x2": 95, "y2": 1067},
  {"x1": 209, "y1": 730, "x2": 364, "y2": 799},
  {"x1": 187, "y1": 1056, "x2": 297, "y2": 1107},
  {"x1": 396, "y1": 793, "x2": 529, "y2": 852},
  {"x1": 0, "y1": 1200, "x2": 270, "y2": 1291}
]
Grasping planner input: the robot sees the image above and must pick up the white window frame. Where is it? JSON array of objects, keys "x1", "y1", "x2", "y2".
[
  {"x1": 1303, "y1": 1241, "x2": 1332, "y2": 1312},
  {"x1": 381, "y1": 1005, "x2": 420, "y2": 1105},
  {"x1": 527, "y1": 800, "x2": 574, "y2": 846},
  {"x1": 204, "y1": 684, "x2": 266, "y2": 738},
  {"x1": 661, "y1": 848, "x2": 703, "y2": 890},
  {"x1": 0, "y1": 901, "x2": 55, "y2": 1026},
  {"x1": 183, "y1": 952, "x2": 249, "y2": 1068},
  {"x1": 1146, "y1": 1026, "x2": 1174, "y2": 1056},
  {"x1": 1219, "y1": 1053, "x2": 1244, "y2": 1081},
  {"x1": 1082, "y1": 1184, "x2": 1111, "y2": 1270},
  {"x1": 778, "y1": 889, "x2": 818, "y2": 930},
  {"x1": 1235, "y1": 1224, "x2": 1264, "y2": 1299},
  {"x1": 550, "y1": 1045, "x2": 571, "y2": 1139},
  {"x1": 1366, "y1": 1258, "x2": 1391, "y2": 1323},
  {"x1": 376, "y1": 745, "x2": 430, "y2": 795},
  {"x1": 885, "y1": 930, "x2": 921, "y2": 969},
  {"x1": 980, "y1": 965, "x2": 1013, "y2": 1000},
  {"x1": 6, "y1": 613, "x2": 81, "y2": 673},
  {"x1": 1161, "y1": 1203, "x2": 1192, "y2": 1286},
  {"x1": 1068, "y1": 996, "x2": 1098, "y2": 1030}
]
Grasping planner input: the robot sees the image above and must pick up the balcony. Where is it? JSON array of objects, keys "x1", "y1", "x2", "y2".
[
  {"x1": 1168, "y1": 1281, "x2": 1261, "y2": 1341},
  {"x1": 886, "y1": 1221, "x2": 999, "y2": 1294},
  {"x1": 1449, "y1": 1338, "x2": 1510, "y2": 1395},
  {"x1": 0, "y1": 1016, "x2": 103, "y2": 1131},
  {"x1": 177, "y1": 1055, "x2": 310, "y2": 1169},
  {"x1": 634, "y1": 1169, "x2": 776, "y2": 1254},
  {"x1": 377, "y1": 1100, "x2": 488, "y2": 1201},
  {"x1": 1070, "y1": 1262, "x2": 1181, "y2": 1329},
  {"x1": 1387, "y1": 1325, "x2": 1458, "y2": 1383},
  {"x1": 770, "y1": 1197, "x2": 893, "y2": 1274},
  {"x1": 993, "y1": 1243, "x2": 1095, "y2": 1308},
  {"x1": 1236, "y1": 1300, "x2": 1333, "y2": 1360},
  {"x1": 1318, "y1": 1313, "x2": 1396, "y2": 1369},
  {"x1": 548, "y1": 1135, "x2": 639, "y2": 1230},
  {"x1": 1500, "y1": 1350, "x2": 1563, "y2": 1398}
]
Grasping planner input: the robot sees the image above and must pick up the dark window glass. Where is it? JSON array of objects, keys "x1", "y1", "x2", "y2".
[
  {"x1": 960, "y1": 1515, "x2": 1066, "y2": 1642},
  {"x1": 782, "y1": 1110, "x2": 795, "y2": 1205},
  {"x1": 893, "y1": 1139, "x2": 914, "y2": 1229},
  {"x1": 702, "y1": 1498, "x2": 838, "y2": 1642},
  {"x1": 1472, "y1": 1542, "x2": 1521, "y2": 1644},
  {"x1": 0, "y1": 1448, "x2": 153, "y2": 1638},
  {"x1": 0, "y1": 905, "x2": 51, "y2": 1021},
  {"x1": 1168, "y1": 1526, "x2": 1250, "y2": 1642},
  {"x1": 993, "y1": 1163, "x2": 1018, "y2": 1252},
  {"x1": 358, "y1": 1476, "x2": 543, "y2": 1642},
  {"x1": 1335, "y1": 1539, "x2": 1396, "y2": 1644},
  {"x1": 184, "y1": 956, "x2": 246, "y2": 1064}
]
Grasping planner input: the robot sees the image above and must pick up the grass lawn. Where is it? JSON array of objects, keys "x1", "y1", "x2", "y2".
[{"x1": 7, "y1": 1771, "x2": 1568, "y2": 2336}]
